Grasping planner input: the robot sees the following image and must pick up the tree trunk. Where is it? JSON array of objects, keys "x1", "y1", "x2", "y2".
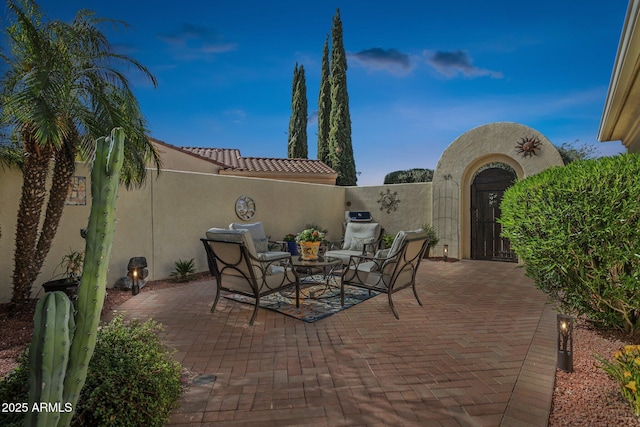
[
  {"x1": 32, "y1": 142, "x2": 77, "y2": 283},
  {"x1": 11, "y1": 134, "x2": 53, "y2": 308}
]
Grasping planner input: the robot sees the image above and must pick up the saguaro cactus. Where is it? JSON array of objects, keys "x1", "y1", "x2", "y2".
[
  {"x1": 58, "y1": 127, "x2": 124, "y2": 425},
  {"x1": 26, "y1": 291, "x2": 74, "y2": 427}
]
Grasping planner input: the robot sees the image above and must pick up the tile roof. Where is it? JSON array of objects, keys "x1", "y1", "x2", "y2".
[{"x1": 181, "y1": 147, "x2": 336, "y2": 175}]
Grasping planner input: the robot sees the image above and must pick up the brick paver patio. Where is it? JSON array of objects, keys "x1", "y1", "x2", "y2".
[{"x1": 108, "y1": 259, "x2": 557, "y2": 426}]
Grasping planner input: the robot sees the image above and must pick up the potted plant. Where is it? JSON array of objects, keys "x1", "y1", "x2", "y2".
[
  {"x1": 296, "y1": 228, "x2": 326, "y2": 260},
  {"x1": 42, "y1": 249, "x2": 84, "y2": 297},
  {"x1": 283, "y1": 233, "x2": 298, "y2": 255},
  {"x1": 422, "y1": 224, "x2": 440, "y2": 258}
]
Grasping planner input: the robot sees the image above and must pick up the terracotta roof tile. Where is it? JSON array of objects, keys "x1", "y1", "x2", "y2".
[
  {"x1": 181, "y1": 147, "x2": 242, "y2": 168},
  {"x1": 181, "y1": 147, "x2": 336, "y2": 175}
]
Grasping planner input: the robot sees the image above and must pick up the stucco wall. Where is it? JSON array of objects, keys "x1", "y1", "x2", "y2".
[
  {"x1": 345, "y1": 183, "x2": 432, "y2": 237},
  {"x1": 432, "y1": 122, "x2": 564, "y2": 259},
  {"x1": 0, "y1": 166, "x2": 433, "y2": 303}
]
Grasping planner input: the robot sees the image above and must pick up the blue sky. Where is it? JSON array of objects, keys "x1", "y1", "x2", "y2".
[{"x1": 31, "y1": 0, "x2": 629, "y2": 185}]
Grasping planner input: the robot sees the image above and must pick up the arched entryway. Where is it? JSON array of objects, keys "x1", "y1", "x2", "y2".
[
  {"x1": 431, "y1": 122, "x2": 565, "y2": 260},
  {"x1": 470, "y1": 164, "x2": 516, "y2": 261}
]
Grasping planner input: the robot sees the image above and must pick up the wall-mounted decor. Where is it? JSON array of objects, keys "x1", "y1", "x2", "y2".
[
  {"x1": 235, "y1": 195, "x2": 256, "y2": 220},
  {"x1": 377, "y1": 189, "x2": 400, "y2": 213},
  {"x1": 65, "y1": 176, "x2": 86, "y2": 206},
  {"x1": 515, "y1": 136, "x2": 542, "y2": 158}
]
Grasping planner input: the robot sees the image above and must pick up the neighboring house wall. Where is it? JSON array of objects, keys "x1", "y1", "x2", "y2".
[
  {"x1": 599, "y1": 0, "x2": 640, "y2": 153},
  {"x1": 152, "y1": 139, "x2": 225, "y2": 174}
]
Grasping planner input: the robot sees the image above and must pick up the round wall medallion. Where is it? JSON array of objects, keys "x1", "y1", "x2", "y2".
[{"x1": 235, "y1": 195, "x2": 256, "y2": 220}]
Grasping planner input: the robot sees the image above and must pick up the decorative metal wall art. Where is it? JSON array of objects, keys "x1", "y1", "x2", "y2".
[
  {"x1": 488, "y1": 192, "x2": 498, "y2": 208},
  {"x1": 65, "y1": 176, "x2": 87, "y2": 206},
  {"x1": 377, "y1": 189, "x2": 400, "y2": 213},
  {"x1": 235, "y1": 195, "x2": 256, "y2": 220},
  {"x1": 515, "y1": 136, "x2": 542, "y2": 158}
]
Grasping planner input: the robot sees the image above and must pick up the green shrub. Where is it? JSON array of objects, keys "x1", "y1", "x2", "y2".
[
  {"x1": 170, "y1": 258, "x2": 196, "y2": 283},
  {"x1": 0, "y1": 315, "x2": 182, "y2": 427},
  {"x1": 500, "y1": 154, "x2": 640, "y2": 335},
  {"x1": 0, "y1": 351, "x2": 30, "y2": 427},
  {"x1": 596, "y1": 344, "x2": 640, "y2": 416}
]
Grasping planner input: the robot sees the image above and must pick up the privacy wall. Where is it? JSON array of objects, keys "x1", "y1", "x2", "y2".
[{"x1": 0, "y1": 168, "x2": 431, "y2": 303}]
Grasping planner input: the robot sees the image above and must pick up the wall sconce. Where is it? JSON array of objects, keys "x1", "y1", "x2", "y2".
[
  {"x1": 443, "y1": 245, "x2": 449, "y2": 262},
  {"x1": 132, "y1": 268, "x2": 140, "y2": 296},
  {"x1": 557, "y1": 314, "x2": 573, "y2": 373}
]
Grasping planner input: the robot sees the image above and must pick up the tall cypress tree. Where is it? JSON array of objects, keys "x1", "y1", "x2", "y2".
[
  {"x1": 317, "y1": 35, "x2": 331, "y2": 164},
  {"x1": 328, "y1": 8, "x2": 356, "y2": 185},
  {"x1": 288, "y1": 63, "x2": 308, "y2": 158}
]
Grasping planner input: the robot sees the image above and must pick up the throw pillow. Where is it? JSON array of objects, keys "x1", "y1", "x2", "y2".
[{"x1": 254, "y1": 238, "x2": 269, "y2": 253}]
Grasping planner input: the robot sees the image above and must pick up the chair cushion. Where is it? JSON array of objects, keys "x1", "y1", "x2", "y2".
[
  {"x1": 206, "y1": 227, "x2": 258, "y2": 256},
  {"x1": 387, "y1": 230, "x2": 407, "y2": 258},
  {"x1": 230, "y1": 222, "x2": 268, "y2": 253},
  {"x1": 343, "y1": 223, "x2": 380, "y2": 250}
]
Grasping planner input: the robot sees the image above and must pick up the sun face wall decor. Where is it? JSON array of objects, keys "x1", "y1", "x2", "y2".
[{"x1": 235, "y1": 195, "x2": 256, "y2": 220}]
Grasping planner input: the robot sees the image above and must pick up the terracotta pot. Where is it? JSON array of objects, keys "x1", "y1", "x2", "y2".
[{"x1": 299, "y1": 241, "x2": 321, "y2": 260}]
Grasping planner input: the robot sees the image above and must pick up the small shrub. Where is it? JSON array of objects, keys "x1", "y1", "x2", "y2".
[
  {"x1": 500, "y1": 154, "x2": 640, "y2": 334},
  {"x1": 170, "y1": 258, "x2": 196, "y2": 283},
  {"x1": 597, "y1": 345, "x2": 640, "y2": 416},
  {"x1": 73, "y1": 315, "x2": 182, "y2": 426},
  {"x1": 0, "y1": 351, "x2": 30, "y2": 427},
  {"x1": 0, "y1": 315, "x2": 182, "y2": 427}
]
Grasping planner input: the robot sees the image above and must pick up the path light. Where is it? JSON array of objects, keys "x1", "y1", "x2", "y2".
[
  {"x1": 443, "y1": 245, "x2": 448, "y2": 262},
  {"x1": 132, "y1": 268, "x2": 140, "y2": 296},
  {"x1": 557, "y1": 314, "x2": 573, "y2": 373}
]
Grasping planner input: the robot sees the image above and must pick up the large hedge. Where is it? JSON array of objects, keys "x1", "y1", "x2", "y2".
[{"x1": 500, "y1": 154, "x2": 640, "y2": 335}]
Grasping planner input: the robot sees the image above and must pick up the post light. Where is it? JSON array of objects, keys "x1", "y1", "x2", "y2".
[
  {"x1": 557, "y1": 314, "x2": 573, "y2": 373},
  {"x1": 132, "y1": 268, "x2": 140, "y2": 296},
  {"x1": 443, "y1": 245, "x2": 449, "y2": 262}
]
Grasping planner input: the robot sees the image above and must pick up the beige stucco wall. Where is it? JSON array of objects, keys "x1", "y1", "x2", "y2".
[
  {"x1": 0, "y1": 166, "x2": 433, "y2": 303},
  {"x1": 432, "y1": 122, "x2": 564, "y2": 260},
  {"x1": 345, "y1": 183, "x2": 432, "y2": 237},
  {"x1": 0, "y1": 167, "x2": 350, "y2": 302}
]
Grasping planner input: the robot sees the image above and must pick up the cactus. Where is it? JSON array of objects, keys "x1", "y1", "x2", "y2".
[
  {"x1": 60, "y1": 127, "x2": 124, "y2": 426},
  {"x1": 26, "y1": 291, "x2": 74, "y2": 427}
]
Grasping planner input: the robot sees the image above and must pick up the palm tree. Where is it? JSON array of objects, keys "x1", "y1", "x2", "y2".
[{"x1": 0, "y1": 0, "x2": 161, "y2": 309}]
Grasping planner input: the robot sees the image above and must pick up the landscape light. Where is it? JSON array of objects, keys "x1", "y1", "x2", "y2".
[{"x1": 557, "y1": 314, "x2": 573, "y2": 373}]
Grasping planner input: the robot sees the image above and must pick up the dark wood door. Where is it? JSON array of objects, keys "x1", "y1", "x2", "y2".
[{"x1": 471, "y1": 168, "x2": 516, "y2": 261}]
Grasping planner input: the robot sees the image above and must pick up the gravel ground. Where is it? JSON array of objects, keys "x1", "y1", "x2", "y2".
[{"x1": 2, "y1": 276, "x2": 640, "y2": 425}]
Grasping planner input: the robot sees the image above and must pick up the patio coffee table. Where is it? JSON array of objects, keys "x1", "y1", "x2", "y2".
[{"x1": 290, "y1": 255, "x2": 342, "y2": 299}]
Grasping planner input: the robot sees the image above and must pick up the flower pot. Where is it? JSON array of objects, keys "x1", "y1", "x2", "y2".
[
  {"x1": 42, "y1": 277, "x2": 79, "y2": 299},
  {"x1": 287, "y1": 240, "x2": 298, "y2": 255},
  {"x1": 299, "y1": 241, "x2": 321, "y2": 260}
]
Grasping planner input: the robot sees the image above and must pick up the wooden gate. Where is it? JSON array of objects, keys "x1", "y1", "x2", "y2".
[{"x1": 471, "y1": 167, "x2": 516, "y2": 262}]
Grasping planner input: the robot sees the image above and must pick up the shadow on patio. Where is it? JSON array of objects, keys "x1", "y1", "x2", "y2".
[{"x1": 107, "y1": 259, "x2": 556, "y2": 427}]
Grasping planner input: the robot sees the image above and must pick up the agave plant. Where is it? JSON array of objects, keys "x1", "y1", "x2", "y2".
[{"x1": 170, "y1": 258, "x2": 196, "y2": 283}]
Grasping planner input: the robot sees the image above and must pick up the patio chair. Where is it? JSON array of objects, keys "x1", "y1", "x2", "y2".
[
  {"x1": 324, "y1": 222, "x2": 384, "y2": 264},
  {"x1": 229, "y1": 222, "x2": 290, "y2": 258},
  {"x1": 340, "y1": 229, "x2": 429, "y2": 319},
  {"x1": 201, "y1": 228, "x2": 300, "y2": 325}
]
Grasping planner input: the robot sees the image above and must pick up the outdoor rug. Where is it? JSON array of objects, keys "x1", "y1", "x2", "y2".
[{"x1": 222, "y1": 281, "x2": 380, "y2": 323}]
